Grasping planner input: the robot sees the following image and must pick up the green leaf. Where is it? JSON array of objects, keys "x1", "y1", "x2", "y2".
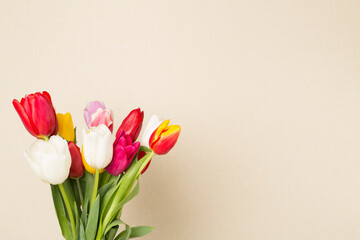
[
  {"x1": 81, "y1": 198, "x2": 89, "y2": 225},
  {"x1": 139, "y1": 146, "x2": 151, "y2": 152},
  {"x1": 79, "y1": 219, "x2": 85, "y2": 240},
  {"x1": 109, "y1": 180, "x2": 140, "y2": 221},
  {"x1": 115, "y1": 224, "x2": 131, "y2": 240},
  {"x1": 105, "y1": 225, "x2": 119, "y2": 240},
  {"x1": 85, "y1": 195, "x2": 100, "y2": 240},
  {"x1": 71, "y1": 178, "x2": 81, "y2": 211},
  {"x1": 98, "y1": 177, "x2": 117, "y2": 199},
  {"x1": 51, "y1": 185, "x2": 72, "y2": 240},
  {"x1": 104, "y1": 219, "x2": 123, "y2": 236},
  {"x1": 100, "y1": 178, "x2": 123, "y2": 220},
  {"x1": 74, "y1": 202, "x2": 80, "y2": 239},
  {"x1": 129, "y1": 226, "x2": 155, "y2": 238},
  {"x1": 62, "y1": 179, "x2": 77, "y2": 213},
  {"x1": 84, "y1": 171, "x2": 94, "y2": 203},
  {"x1": 74, "y1": 127, "x2": 77, "y2": 145}
]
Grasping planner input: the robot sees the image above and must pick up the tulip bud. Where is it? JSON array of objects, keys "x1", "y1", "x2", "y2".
[
  {"x1": 116, "y1": 108, "x2": 144, "y2": 142},
  {"x1": 84, "y1": 101, "x2": 114, "y2": 132},
  {"x1": 149, "y1": 120, "x2": 181, "y2": 155},
  {"x1": 24, "y1": 136, "x2": 71, "y2": 185},
  {"x1": 106, "y1": 130, "x2": 140, "y2": 176},
  {"x1": 13, "y1": 91, "x2": 58, "y2": 139},
  {"x1": 82, "y1": 124, "x2": 114, "y2": 173},
  {"x1": 68, "y1": 141, "x2": 84, "y2": 178},
  {"x1": 56, "y1": 113, "x2": 75, "y2": 142},
  {"x1": 140, "y1": 115, "x2": 163, "y2": 148}
]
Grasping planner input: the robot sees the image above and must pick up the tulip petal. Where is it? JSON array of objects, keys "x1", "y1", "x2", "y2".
[
  {"x1": 57, "y1": 113, "x2": 75, "y2": 142},
  {"x1": 12, "y1": 99, "x2": 37, "y2": 137},
  {"x1": 151, "y1": 127, "x2": 181, "y2": 155},
  {"x1": 24, "y1": 136, "x2": 71, "y2": 184},
  {"x1": 84, "y1": 101, "x2": 105, "y2": 128},
  {"x1": 32, "y1": 94, "x2": 56, "y2": 136},
  {"x1": 149, "y1": 120, "x2": 170, "y2": 146},
  {"x1": 140, "y1": 115, "x2": 163, "y2": 148}
]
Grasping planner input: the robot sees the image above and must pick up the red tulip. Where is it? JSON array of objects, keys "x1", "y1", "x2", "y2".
[
  {"x1": 68, "y1": 141, "x2": 84, "y2": 178},
  {"x1": 149, "y1": 120, "x2": 181, "y2": 155},
  {"x1": 138, "y1": 151, "x2": 151, "y2": 174},
  {"x1": 12, "y1": 91, "x2": 58, "y2": 139},
  {"x1": 106, "y1": 130, "x2": 140, "y2": 176},
  {"x1": 116, "y1": 108, "x2": 144, "y2": 142}
]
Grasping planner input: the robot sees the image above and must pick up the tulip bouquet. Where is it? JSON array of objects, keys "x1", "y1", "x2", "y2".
[{"x1": 12, "y1": 91, "x2": 181, "y2": 240}]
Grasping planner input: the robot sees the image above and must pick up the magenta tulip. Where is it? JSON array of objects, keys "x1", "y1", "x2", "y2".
[
  {"x1": 106, "y1": 130, "x2": 140, "y2": 176},
  {"x1": 12, "y1": 91, "x2": 58, "y2": 139},
  {"x1": 116, "y1": 108, "x2": 144, "y2": 142}
]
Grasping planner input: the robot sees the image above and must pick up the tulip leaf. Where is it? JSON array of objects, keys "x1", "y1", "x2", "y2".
[
  {"x1": 73, "y1": 127, "x2": 77, "y2": 145},
  {"x1": 139, "y1": 146, "x2": 151, "y2": 152},
  {"x1": 109, "y1": 180, "x2": 140, "y2": 222},
  {"x1": 74, "y1": 201, "x2": 80, "y2": 240},
  {"x1": 98, "y1": 177, "x2": 117, "y2": 199},
  {"x1": 104, "y1": 219, "x2": 124, "y2": 236},
  {"x1": 79, "y1": 219, "x2": 85, "y2": 240},
  {"x1": 81, "y1": 198, "x2": 89, "y2": 225},
  {"x1": 71, "y1": 178, "x2": 82, "y2": 211},
  {"x1": 114, "y1": 224, "x2": 131, "y2": 240},
  {"x1": 86, "y1": 195, "x2": 100, "y2": 240},
  {"x1": 62, "y1": 179, "x2": 77, "y2": 214},
  {"x1": 105, "y1": 225, "x2": 119, "y2": 240},
  {"x1": 84, "y1": 171, "x2": 94, "y2": 202},
  {"x1": 129, "y1": 226, "x2": 155, "y2": 238},
  {"x1": 100, "y1": 178, "x2": 123, "y2": 220},
  {"x1": 51, "y1": 184, "x2": 72, "y2": 240}
]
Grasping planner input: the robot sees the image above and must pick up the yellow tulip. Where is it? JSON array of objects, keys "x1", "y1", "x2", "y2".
[
  {"x1": 81, "y1": 146, "x2": 105, "y2": 174},
  {"x1": 56, "y1": 113, "x2": 75, "y2": 142}
]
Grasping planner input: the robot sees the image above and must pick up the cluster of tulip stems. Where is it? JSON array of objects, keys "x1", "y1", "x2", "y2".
[{"x1": 12, "y1": 91, "x2": 181, "y2": 240}]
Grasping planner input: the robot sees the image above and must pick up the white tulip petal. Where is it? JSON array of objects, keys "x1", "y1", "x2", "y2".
[
  {"x1": 82, "y1": 124, "x2": 114, "y2": 169},
  {"x1": 140, "y1": 115, "x2": 163, "y2": 147},
  {"x1": 24, "y1": 136, "x2": 71, "y2": 185}
]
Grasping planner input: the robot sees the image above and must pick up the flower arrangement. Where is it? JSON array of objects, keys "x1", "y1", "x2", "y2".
[{"x1": 12, "y1": 91, "x2": 181, "y2": 240}]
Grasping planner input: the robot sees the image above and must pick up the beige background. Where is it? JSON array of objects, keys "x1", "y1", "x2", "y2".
[{"x1": 1, "y1": 0, "x2": 360, "y2": 239}]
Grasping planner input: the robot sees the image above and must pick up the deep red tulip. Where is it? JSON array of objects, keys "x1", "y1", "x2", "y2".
[
  {"x1": 138, "y1": 151, "x2": 151, "y2": 175},
  {"x1": 68, "y1": 141, "x2": 84, "y2": 178},
  {"x1": 149, "y1": 120, "x2": 181, "y2": 155},
  {"x1": 12, "y1": 91, "x2": 58, "y2": 139},
  {"x1": 116, "y1": 108, "x2": 144, "y2": 142},
  {"x1": 106, "y1": 130, "x2": 140, "y2": 176}
]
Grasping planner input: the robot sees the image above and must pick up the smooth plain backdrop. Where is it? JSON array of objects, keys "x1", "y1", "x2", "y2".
[{"x1": 1, "y1": 1, "x2": 360, "y2": 239}]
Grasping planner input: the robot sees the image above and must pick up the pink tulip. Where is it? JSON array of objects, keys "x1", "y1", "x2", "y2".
[
  {"x1": 84, "y1": 101, "x2": 114, "y2": 132},
  {"x1": 106, "y1": 130, "x2": 140, "y2": 176}
]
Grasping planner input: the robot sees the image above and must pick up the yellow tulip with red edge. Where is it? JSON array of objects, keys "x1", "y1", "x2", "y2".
[{"x1": 149, "y1": 120, "x2": 181, "y2": 155}]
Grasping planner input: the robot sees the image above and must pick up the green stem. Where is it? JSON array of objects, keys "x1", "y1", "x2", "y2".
[
  {"x1": 90, "y1": 169, "x2": 100, "y2": 208},
  {"x1": 59, "y1": 183, "x2": 77, "y2": 240},
  {"x1": 76, "y1": 178, "x2": 83, "y2": 206},
  {"x1": 136, "y1": 151, "x2": 155, "y2": 178}
]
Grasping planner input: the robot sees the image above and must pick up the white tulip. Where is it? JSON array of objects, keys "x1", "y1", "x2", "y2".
[
  {"x1": 24, "y1": 135, "x2": 71, "y2": 185},
  {"x1": 82, "y1": 124, "x2": 114, "y2": 169},
  {"x1": 140, "y1": 114, "x2": 163, "y2": 148}
]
